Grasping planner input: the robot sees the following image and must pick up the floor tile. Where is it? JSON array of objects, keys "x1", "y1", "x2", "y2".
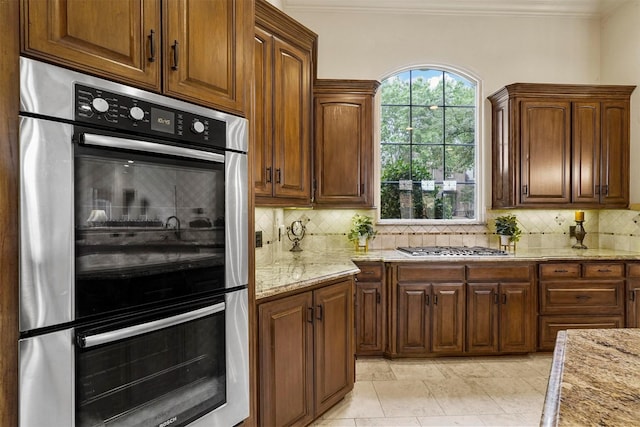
[
  {"x1": 467, "y1": 377, "x2": 544, "y2": 414},
  {"x1": 321, "y1": 381, "x2": 385, "y2": 420},
  {"x1": 417, "y1": 415, "x2": 486, "y2": 426},
  {"x1": 423, "y1": 377, "x2": 505, "y2": 416},
  {"x1": 355, "y1": 417, "x2": 421, "y2": 426},
  {"x1": 312, "y1": 419, "x2": 357, "y2": 426},
  {"x1": 356, "y1": 358, "x2": 397, "y2": 381},
  {"x1": 477, "y1": 412, "x2": 542, "y2": 426},
  {"x1": 388, "y1": 360, "x2": 447, "y2": 380},
  {"x1": 373, "y1": 380, "x2": 445, "y2": 417}
]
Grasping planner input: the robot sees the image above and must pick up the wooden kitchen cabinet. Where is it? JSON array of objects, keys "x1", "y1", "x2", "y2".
[
  {"x1": 313, "y1": 80, "x2": 380, "y2": 207},
  {"x1": 395, "y1": 265, "x2": 465, "y2": 356},
  {"x1": 466, "y1": 264, "x2": 535, "y2": 354},
  {"x1": 258, "y1": 278, "x2": 354, "y2": 426},
  {"x1": 488, "y1": 84, "x2": 634, "y2": 209},
  {"x1": 538, "y1": 262, "x2": 625, "y2": 350},
  {"x1": 354, "y1": 262, "x2": 385, "y2": 356},
  {"x1": 21, "y1": 0, "x2": 251, "y2": 116},
  {"x1": 254, "y1": 0, "x2": 317, "y2": 206},
  {"x1": 626, "y1": 263, "x2": 640, "y2": 328}
]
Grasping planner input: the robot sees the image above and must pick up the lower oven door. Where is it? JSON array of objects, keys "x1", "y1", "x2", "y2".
[{"x1": 19, "y1": 289, "x2": 248, "y2": 427}]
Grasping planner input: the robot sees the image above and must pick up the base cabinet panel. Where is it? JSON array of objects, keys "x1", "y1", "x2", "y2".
[{"x1": 539, "y1": 315, "x2": 623, "y2": 350}]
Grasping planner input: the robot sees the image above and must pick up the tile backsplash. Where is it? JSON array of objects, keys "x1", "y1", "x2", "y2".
[{"x1": 255, "y1": 207, "x2": 640, "y2": 253}]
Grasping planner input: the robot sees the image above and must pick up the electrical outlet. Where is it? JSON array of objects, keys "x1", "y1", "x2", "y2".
[
  {"x1": 569, "y1": 225, "x2": 576, "y2": 238},
  {"x1": 255, "y1": 231, "x2": 263, "y2": 248}
]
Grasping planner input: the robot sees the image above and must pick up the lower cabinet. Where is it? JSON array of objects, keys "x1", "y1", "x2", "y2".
[
  {"x1": 466, "y1": 264, "x2": 535, "y2": 354},
  {"x1": 395, "y1": 265, "x2": 465, "y2": 356},
  {"x1": 627, "y1": 263, "x2": 640, "y2": 328},
  {"x1": 258, "y1": 278, "x2": 354, "y2": 426},
  {"x1": 354, "y1": 262, "x2": 385, "y2": 356},
  {"x1": 538, "y1": 262, "x2": 625, "y2": 350}
]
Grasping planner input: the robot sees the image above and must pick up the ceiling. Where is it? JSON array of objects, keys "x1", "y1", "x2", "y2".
[{"x1": 282, "y1": 0, "x2": 629, "y2": 17}]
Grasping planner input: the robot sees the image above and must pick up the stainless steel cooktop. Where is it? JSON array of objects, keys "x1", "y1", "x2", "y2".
[{"x1": 397, "y1": 246, "x2": 508, "y2": 256}]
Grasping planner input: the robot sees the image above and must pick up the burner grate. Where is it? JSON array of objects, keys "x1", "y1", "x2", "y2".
[{"x1": 397, "y1": 246, "x2": 508, "y2": 256}]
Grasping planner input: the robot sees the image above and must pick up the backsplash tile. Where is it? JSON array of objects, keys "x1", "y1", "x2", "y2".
[{"x1": 255, "y1": 207, "x2": 640, "y2": 253}]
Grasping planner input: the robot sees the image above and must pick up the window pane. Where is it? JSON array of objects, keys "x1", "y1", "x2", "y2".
[
  {"x1": 381, "y1": 144, "x2": 411, "y2": 181},
  {"x1": 445, "y1": 72, "x2": 475, "y2": 106},
  {"x1": 381, "y1": 71, "x2": 410, "y2": 105},
  {"x1": 380, "y1": 182, "x2": 401, "y2": 219},
  {"x1": 381, "y1": 106, "x2": 410, "y2": 144},
  {"x1": 412, "y1": 145, "x2": 443, "y2": 181},
  {"x1": 445, "y1": 107, "x2": 475, "y2": 145},
  {"x1": 412, "y1": 106, "x2": 443, "y2": 144},
  {"x1": 411, "y1": 70, "x2": 443, "y2": 106},
  {"x1": 444, "y1": 145, "x2": 475, "y2": 179}
]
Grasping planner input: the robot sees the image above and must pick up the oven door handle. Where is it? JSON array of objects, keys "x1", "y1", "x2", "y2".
[
  {"x1": 77, "y1": 302, "x2": 226, "y2": 348},
  {"x1": 80, "y1": 133, "x2": 225, "y2": 163}
]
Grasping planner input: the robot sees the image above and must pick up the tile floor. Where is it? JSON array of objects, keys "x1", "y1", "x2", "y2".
[{"x1": 314, "y1": 354, "x2": 553, "y2": 427}]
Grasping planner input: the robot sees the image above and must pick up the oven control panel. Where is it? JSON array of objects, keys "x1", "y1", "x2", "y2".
[{"x1": 74, "y1": 84, "x2": 226, "y2": 149}]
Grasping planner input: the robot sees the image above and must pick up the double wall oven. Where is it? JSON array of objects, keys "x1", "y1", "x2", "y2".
[{"x1": 18, "y1": 58, "x2": 248, "y2": 427}]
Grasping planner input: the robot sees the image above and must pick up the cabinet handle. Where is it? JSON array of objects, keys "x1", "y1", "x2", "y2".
[
  {"x1": 316, "y1": 304, "x2": 323, "y2": 320},
  {"x1": 602, "y1": 185, "x2": 609, "y2": 196},
  {"x1": 576, "y1": 295, "x2": 591, "y2": 301},
  {"x1": 631, "y1": 291, "x2": 636, "y2": 302},
  {"x1": 433, "y1": 295, "x2": 438, "y2": 305},
  {"x1": 597, "y1": 269, "x2": 612, "y2": 273},
  {"x1": 276, "y1": 168, "x2": 281, "y2": 184},
  {"x1": 266, "y1": 167, "x2": 272, "y2": 183},
  {"x1": 425, "y1": 294, "x2": 430, "y2": 306},
  {"x1": 376, "y1": 291, "x2": 381, "y2": 304},
  {"x1": 171, "y1": 40, "x2": 179, "y2": 70},
  {"x1": 554, "y1": 269, "x2": 568, "y2": 273},
  {"x1": 148, "y1": 29, "x2": 156, "y2": 62},
  {"x1": 363, "y1": 271, "x2": 375, "y2": 275},
  {"x1": 595, "y1": 185, "x2": 600, "y2": 195},
  {"x1": 307, "y1": 307, "x2": 314, "y2": 323},
  {"x1": 502, "y1": 294, "x2": 507, "y2": 304},
  {"x1": 522, "y1": 185, "x2": 528, "y2": 195},
  {"x1": 493, "y1": 293, "x2": 499, "y2": 304}
]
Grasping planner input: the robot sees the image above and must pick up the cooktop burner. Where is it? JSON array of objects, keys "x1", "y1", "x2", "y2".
[{"x1": 397, "y1": 246, "x2": 509, "y2": 256}]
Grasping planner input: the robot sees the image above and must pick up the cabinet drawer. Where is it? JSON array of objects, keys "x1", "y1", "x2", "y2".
[
  {"x1": 583, "y1": 263, "x2": 624, "y2": 278},
  {"x1": 539, "y1": 263, "x2": 580, "y2": 279},
  {"x1": 355, "y1": 262, "x2": 383, "y2": 281},
  {"x1": 397, "y1": 264, "x2": 465, "y2": 282},
  {"x1": 539, "y1": 281, "x2": 624, "y2": 314},
  {"x1": 467, "y1": 264, "x2": 532, "y2": 281},
  {"x1": 538, "y1": 315, "x2": 624, "y2": 350},
  {"x1": 628, "y1": 263, "x2": 640, "y2": 278}
]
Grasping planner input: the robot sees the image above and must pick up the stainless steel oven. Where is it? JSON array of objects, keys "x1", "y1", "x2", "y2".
[{"x1": 18, "y1": 58, "x2": 248, "y2": 427}]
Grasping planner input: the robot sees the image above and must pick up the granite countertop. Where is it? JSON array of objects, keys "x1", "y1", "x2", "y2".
[
  {"x1": 255, "y1": 247, "x2": 640, "y2": 300},
  {"x1": 541, "y1": 329, "x2": 640, "y2": 426}
]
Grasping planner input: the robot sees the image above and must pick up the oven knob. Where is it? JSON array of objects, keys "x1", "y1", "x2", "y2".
[
  {"x1": 129, "y1": 106, "x2": 145, "y2": 122},
  {"x1": 191, "y1": 120, "x2": 205, "y2": 134},
  {"x1": 91, "y1": 97, "x2": 110, "y2": 114}
]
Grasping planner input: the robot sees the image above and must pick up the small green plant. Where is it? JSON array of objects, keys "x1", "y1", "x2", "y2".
[
  {"x1": 495, "y1": 214, "x2": 522, "y2": 242},
  {"x1": 347, "y1": 214, "x2": 377, "y2": 243}
]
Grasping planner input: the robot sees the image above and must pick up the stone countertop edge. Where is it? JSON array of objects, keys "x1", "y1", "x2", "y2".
[
  {"x1": 540, "y1": 331, "x2": 566, "y2": 427},
  {"x1": 255, "y1": 248, "x2": 640, "y2": 301}
]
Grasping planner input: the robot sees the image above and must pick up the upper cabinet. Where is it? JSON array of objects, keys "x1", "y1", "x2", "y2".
[
  {"x1": 21, "y1": 0, "x2": 251, "y2": 116},
  {"x1": 254, "y1": 0, "x2": 317, "y2": 206},
  {"x1": 488, "y1": 84, "x2": 635, "y2": 209},
  {"x1": 313, "y1": 80, "x2": 380, "y2": 207}
]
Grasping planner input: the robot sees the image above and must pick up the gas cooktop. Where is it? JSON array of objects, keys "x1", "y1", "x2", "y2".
[{"x1": 397, "y1": 246, "x2": 509, "y2": 256}]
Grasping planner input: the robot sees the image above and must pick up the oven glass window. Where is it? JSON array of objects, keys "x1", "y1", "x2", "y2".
[
  {"x1": 74, "y1": 146, "x2": 226, "y2": 319},
  {"x1": 75, "y1": 305, "x2": 226, "y2": 427}
]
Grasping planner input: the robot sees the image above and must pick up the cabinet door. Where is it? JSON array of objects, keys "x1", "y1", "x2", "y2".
[
  {"x1": 22, "y1": 0, "x2": 160, "y2": 89},
  {"x1": 600, "y1": 100, "x2": 630, "y2": 207},
  {"x1": 164, "y1": 0, "x2": 249, "y2": 115},
  {"x1": 314, "y1": 280, "x2": 354, "y2": 416},
  {"x1": 259, "y1": 292, "x2": 314, "y2": 427},
  {"x1": 627, "y1": 279, "x2": 640, "y2": 328},
  {"x1": 355, "y1": 282, "x2": 384, "y2": 355},
  {"x1": 500, "y1": 282, "x2": 533, "y2": 352},
  {"x1": 253, "y1": 27, "x2": 274, "y2": 198},
  {"x1": 431, "y1": 283, "x2": 465, "y2": 353},
  {"x1": 466, "y1": 283, "x2": 499, "y2": 353},
  {"x1": 314, "y1": 92, "x2": 374, "y2": 206},
  {"x1": 572, "y1": 102, "x2": 601, "y2": 204},
  {"x1": 272, "y1": 36, "x2": 312, "y2": 201},
  {"x1": 519, "y1": 100, "x2": 571, "y2": 205},
  {"x1": 397, "y1": 283, "x2": 430, "y2": 354}
]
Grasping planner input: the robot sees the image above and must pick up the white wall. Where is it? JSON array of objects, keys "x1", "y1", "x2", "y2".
[
  {"x1": 283, "y1": 8, "x2": 636, "y2": 209},
  {"x1": 601, "y1": 0, "x2": 640, "y2": 205}
]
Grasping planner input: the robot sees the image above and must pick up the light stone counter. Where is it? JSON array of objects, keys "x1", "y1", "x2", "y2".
[
  {"x1": 541, "y1": 329, "x2": 640, "y2": 426},
  {"x1": 255, "y1": 247, "x2": 640, "y2": 300}
]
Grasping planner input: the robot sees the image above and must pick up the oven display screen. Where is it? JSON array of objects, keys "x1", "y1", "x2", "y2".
[{"x1": 150, "y1": 108, "x2": 175, "y2": 134}]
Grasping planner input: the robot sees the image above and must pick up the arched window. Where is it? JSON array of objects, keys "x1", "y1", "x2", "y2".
[{"x1": 379, "y1": 67, "x2": 480, "y2": 222}]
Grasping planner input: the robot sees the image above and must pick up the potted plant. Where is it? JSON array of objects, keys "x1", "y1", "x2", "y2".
[
  {"x1": 495, "y1": 214, "x2": 522, "y2": 245},
  {"x1": 348, "y1": 214, "x2": 377, "y2": 251}
]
